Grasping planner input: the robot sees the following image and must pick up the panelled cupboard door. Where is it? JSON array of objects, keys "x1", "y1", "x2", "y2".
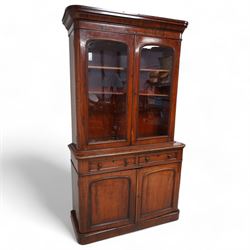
[
  {"x1": 137, "y1": 163, "x2": 181, "y2": 222},
  {"x1": 80, "y1": 170, "x2": 136, "y2": 232},
  {"x1": 79, "y1": 30, "x2": 134, "y2": 149},
  {"x1": 132, "y1": 35, "x2": 181, "y2": 145}
]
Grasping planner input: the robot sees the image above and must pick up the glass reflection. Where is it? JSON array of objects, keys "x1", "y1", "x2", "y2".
[
  {"x1": 138, "y1": 46, "x2": 174, "y2": 138},
  {"x1": 87, "y1": 40, "x2": 128, "y2": 142}
]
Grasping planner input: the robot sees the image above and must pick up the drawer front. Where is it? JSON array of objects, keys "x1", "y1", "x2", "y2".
[
  {"x1": 139, "y1": 151, "x2": 178, "y2": 166},
  {"x1": 89, "y1": 156, "x2": 136, "y2": 172}
]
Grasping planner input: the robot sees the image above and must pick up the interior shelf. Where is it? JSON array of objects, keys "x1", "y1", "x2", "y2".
[
  {"x1": 89, "y1": 90, "x2": 125, "y2": 95},
  {"x1": 88, "y1": 65, "x2": 126, "y2": 70},
  {"x1": 140, "y1": 68, "x2": 169, "y2": 72},
  {"x1": 139, "y1": 93, "x2": 169, "y2": 97},
  {"x1": 89, "y1": 92, "x2": 169, "y2": 97},
  {"x1": 88, "y1": 66, "x2": 169, "y2": 72}
]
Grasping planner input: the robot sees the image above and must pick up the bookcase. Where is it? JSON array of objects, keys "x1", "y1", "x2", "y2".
[{"x1": 62, "y1": 5, "x2": 188, "y2": 244}]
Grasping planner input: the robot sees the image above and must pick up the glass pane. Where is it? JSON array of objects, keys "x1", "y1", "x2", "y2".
[
  {"x1": 138, "y1": 45, "x2": 174, "y2": 138},
  {"x1": 87, "y1": 40, "x2": 128, "y2": 142}
]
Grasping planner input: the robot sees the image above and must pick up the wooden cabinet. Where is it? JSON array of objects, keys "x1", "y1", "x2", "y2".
[{"x1": 63, "y1": 5, "x2": 188, "y2": 244}]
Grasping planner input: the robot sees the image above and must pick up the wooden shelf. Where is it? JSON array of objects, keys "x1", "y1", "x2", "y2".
[
  {"x1": 89, "y1": 91, "x2": 168, "y2": 96},
  {"x1": 89, "y1": 66, "x2": 168, "y2": 72},
  {"x1": 139, "y1": 93, "x2": 169, "y2": 97},
  {"x1": 88, "y1": 65, "x2": 126, "y2": 70},
  {"x1": 89, "y1": 90, "x2": 125, "y2": 95},
  {"x1": 140, "y1": 68, "x2": 169, "y2": 72}
]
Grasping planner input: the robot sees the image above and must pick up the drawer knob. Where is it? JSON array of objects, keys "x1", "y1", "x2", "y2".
[
  {"x1": 167, "y1": 155, "x2": 172, "y2": 159},
  {"x1": 124, "y1": 159, "x2": 128, "y2": 166},
  {"x1": 97, "y1": 162, "x2": 102, "y2": 169},
  {"x1": 145, "y1": 156, "x2": 150, "y2": 162}
]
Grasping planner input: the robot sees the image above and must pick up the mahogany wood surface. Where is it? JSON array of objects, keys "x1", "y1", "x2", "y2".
[
  {"x1": 63, "y1": 5, "x2": 187, "y2": 244},
  {"x1": 137, "y1": 163, "x2": 181, "y2": 222},
  {"x1": 62, "y1": 5, "x2": 188, "y2": 33}
]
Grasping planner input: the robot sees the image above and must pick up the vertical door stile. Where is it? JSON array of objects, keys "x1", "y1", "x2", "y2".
[
  {"x1": 130, "y1": 34, "x2": 136, "y2": 145},
  {"x1": 131, "y1": 35, "x2": 140, "y2": 144},
  {"x1": 135, "y1": 168, "x2": 140, "y2": 224}
]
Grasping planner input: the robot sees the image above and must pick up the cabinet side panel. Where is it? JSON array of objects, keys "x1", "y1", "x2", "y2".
[
  {"x1": 71, "y1": 164, "x2": 80, "y2": 223},
  {"x1": 69, "y1": 31, "x2": 77, "y2": 144}
]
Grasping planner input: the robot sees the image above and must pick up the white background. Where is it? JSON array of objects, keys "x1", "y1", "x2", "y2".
[{"x1": 1, "y1": 0, "x2": 250, "y2": 249}]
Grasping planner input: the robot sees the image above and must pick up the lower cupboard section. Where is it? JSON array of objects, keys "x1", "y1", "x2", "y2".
[{"x1": 71, "y1": 162, "x2": 182, "y2": 243}]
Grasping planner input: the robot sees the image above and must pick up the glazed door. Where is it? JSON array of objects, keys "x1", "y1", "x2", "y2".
[
  {"x1": 80, "y1": 30, "x2": 134, "y2": 149},
  {"x1": 80, "y1": 170, "x2": 136, "y2": 232},
  {"x1": 132, "y1": 36, "x2": 181, "y2": 145},
  {"x1": 136, "y1": 163, "x2": 181, "y2": 222}
]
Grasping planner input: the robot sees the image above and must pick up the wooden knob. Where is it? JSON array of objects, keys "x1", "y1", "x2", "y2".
[{"x1": 97, "y1": 162, "x2": 102, "y2": 169}]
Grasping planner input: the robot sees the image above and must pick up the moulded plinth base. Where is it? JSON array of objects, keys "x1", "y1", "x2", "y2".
[{"x1": 70, "y1": 209, "x2": 179, "y2": 245}]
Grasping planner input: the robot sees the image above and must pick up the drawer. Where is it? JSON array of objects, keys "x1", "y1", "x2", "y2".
[
  {"x1": 89, "y1": 156, "x2": 136, "y2": 172},
  {"x1": 139, "y1": 151, "x2": 178, "y2": 165}
]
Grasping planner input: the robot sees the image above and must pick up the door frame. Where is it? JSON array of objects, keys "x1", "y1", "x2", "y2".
[
  {"x1": 77, "y1": 30, "x2": 135, "y2": 150},
  {"x1": 79, "y1": 169, "x2": 136, "y2": 232},
  {"x1": 131, "y1": 35, "x2": 181, "y2": 145},
  {"x1": 136, "y1": 163, "x2": 181, "y2": 222}
]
